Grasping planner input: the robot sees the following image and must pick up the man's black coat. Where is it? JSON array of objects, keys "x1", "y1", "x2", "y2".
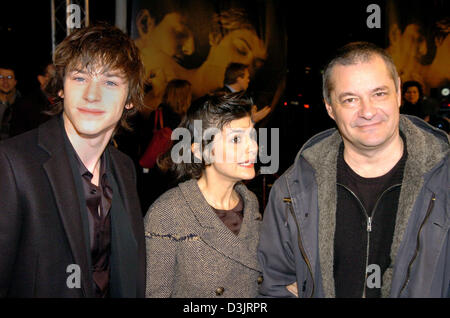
[{"x1": 0, "y1": 116, "x2": 146, "y2": 297}]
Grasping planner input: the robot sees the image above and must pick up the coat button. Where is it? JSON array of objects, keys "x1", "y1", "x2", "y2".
[
  {"x1": 257, "y1": 276, "x2": 264, "y2": 285},
  {"x1": 215, "y1": 287, "x2": 225, "y2": 296}
]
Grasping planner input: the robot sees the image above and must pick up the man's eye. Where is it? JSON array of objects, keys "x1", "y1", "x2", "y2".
[
  {"x1": 74, "y1": 77, "x2": 85, "y2": 82},
  {"x1": 374, "y1": 92, "x2": 387, "y2": 97},
  {"x1": 106, "y1": 81, "x2": 118, "y2": 86},
  {"x1": 343, "y1": 98, "x2": 357, "y2": 104}
]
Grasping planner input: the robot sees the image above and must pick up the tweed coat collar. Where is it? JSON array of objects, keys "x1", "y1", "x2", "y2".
[{"x1": 178, "y1": 179, "x2": 261, "y2": 272}]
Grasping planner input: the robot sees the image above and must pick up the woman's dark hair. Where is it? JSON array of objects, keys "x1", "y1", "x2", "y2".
[
  {"x1": 402, "y1": 80, "x2": 423, "y2": 101},
  {"x1": 158, "y1": 91, "x2": 252, "y2": 182}
]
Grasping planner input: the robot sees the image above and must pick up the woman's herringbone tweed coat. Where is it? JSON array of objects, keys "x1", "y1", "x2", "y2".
[{"x1": 144, "y1": 179, "x2": 263, "y2": 298}]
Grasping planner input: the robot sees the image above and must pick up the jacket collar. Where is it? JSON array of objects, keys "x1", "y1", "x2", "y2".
[
  {"x1": 38, "y1": 116, "x2": 94, "y2": 297},
  {"x1": 37, "y1": 116, "x2": 142, "y2": 297},
  {"x1": 178, "y1": 179, "x2": 261, "y2": 272}
]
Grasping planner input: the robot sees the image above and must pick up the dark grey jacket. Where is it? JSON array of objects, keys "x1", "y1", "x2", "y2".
[
  {"x1": 258, "y1": 115, "x2": 449, "y2": 298},
  {"x1": 0, "y1": 117, "x2": 146, "y2": 297},
  {"x1": 145, "y1": 179, "x2": 263, "y2": 297}
]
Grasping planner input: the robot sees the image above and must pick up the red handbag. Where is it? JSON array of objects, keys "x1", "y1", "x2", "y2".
[{"x1": 139, "y1": 108, "x2": 173, "y2": 169}]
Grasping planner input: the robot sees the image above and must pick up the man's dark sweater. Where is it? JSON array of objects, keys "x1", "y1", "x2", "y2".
[{"x1": 334, "y1": 137, "x2": 407, "y2": 298}]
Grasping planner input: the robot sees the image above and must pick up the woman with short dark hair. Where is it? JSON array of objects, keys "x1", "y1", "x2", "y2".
[
  {"x1": 144, "y1": 92, "x2": 263, "y2": 298},
  {"x1": 401, "y1": 81, "x2": 427, "y2": 119}
]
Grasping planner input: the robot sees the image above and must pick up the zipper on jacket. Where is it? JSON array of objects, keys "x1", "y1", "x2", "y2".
[
  {"x1": 283, "y1": 197, "x2": 315, "y2": 298},
  {"x1": 398, "y1": 194, "x2": 436, "y2": 296},
  {"x1": 337, "y1": 183, "x2": 401, "y2": 298}
]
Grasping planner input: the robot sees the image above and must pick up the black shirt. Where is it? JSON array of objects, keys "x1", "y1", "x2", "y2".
[
  {"x1": 210, "y1": 195, "x2": 244, "y2": 236},
  {"x1": 334, "y1": 137, "x2": 407, "y2": 298},
  {"x1": 72, "y1": 151, "x2": 113, "y2": 298},
  {"x1": 62, "y1": 123, "x2": 113, "y2": 298}
]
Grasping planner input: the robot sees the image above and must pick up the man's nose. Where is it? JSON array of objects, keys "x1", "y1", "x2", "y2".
[
  {"x1": 359, "y1": 98, "x2": 376, "y2": 119},
  {"x1": 83, "y1": 82, "x2": 101, "y2": 102}
]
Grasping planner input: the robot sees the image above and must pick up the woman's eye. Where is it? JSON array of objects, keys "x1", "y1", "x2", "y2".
[
  {"x1": 236, "y1": 46, "x2": 248, "y2": 56},
  {"x1": 233, "y1": 39, "x2": 249, "y2": 56},
  {"x1": 232, "y1": 136, "x2": 241, "y2": 143}
]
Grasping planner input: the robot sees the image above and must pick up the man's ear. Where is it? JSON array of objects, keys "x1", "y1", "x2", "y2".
[
  {"x1": 136, "y1": 9, "x2": 155, "y2": 37},
  {"x1": 389, "y1": 23, "x2": 401, "y2": 46},
  {"x1": 324, "y1": 99, "x2": 336, "y2": 121},
  {"x1": 58, "y1": 89, "x2": 64, "y2": 99},
  {"x1": 396, "y1": 77, "x2": 402, "y2": 108}
]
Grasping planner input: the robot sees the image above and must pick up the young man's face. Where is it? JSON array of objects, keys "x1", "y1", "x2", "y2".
[
  {"x1": 325, "y1": 55, "x2": 401, "y2": 152},
  {"x1": 61, "y1": 67, "x2": 132, "y2": 139}
]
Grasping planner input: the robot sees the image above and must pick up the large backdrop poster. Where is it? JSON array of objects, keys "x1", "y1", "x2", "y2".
[
  {"x1": 386, "y1": 0, "x2": 449, "y2": 97},
  {"x1": 130, "y1": 0, "x2": 287, "y2": 111}
]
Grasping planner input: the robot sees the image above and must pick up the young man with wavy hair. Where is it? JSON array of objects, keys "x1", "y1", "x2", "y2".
[{"x1": 0, "y1": 24, "x2": 146, "y2": 298}]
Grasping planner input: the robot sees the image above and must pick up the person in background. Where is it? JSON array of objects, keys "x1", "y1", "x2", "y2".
[
  {"x1": 0, "y1": 64, "x2": 22, "y2": 140},
  {"x1": 258, "y1": 42, "x2": 449, "y2": 298},
  {"x1": 145, "y1": 92, "x2": 263, "y2": 297},
  {"x1": 217, "y1": 62, "x2": 271, "y2": 123},
  {"x1": 400, "y1": 80, "x2": 427, "y2": 120},
  {"x1": 140, "y1": 79, "x2": 192, "y2": 211},
  {"x1": 9, "y1": 62, "x2": 55, "y2": 137}
]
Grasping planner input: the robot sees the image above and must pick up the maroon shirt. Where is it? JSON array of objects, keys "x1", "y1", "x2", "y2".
[
  {"x1": 73, "y1": 152, "x2": 113, "y2": 298},
  {"x1": 211, "y1": 196, "x2": 244, "y2": 235}
]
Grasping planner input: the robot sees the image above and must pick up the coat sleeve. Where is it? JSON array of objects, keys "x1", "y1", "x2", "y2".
[
  {"x1": 143, "y1": 198, "x2": 179, "y2": 297},
  {"x1": 257, "y1": 177, "x2": 299, "y2": 297},
  {"x1": 0, "y1": 148, "x2": 22, "y2": 297}
]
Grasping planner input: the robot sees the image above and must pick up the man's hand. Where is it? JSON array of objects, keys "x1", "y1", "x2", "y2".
[
  {"x1": 286, "y1": 282, "x2": 298, "y2": 297},
  {"x1": 251, "y1": 105, "x2": 271, "y2": 123}
]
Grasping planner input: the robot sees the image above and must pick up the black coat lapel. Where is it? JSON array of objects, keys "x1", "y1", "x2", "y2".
[
  {"x1": 38, "y1": 117, "x2": 94, "y2": 297},
  {"x1": 108, "y1": 147, "x2": 141, "y2": 297}
]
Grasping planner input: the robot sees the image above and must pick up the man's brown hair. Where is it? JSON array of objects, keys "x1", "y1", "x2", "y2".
[
  {"x1": 224, "y1": 63, "x2": 249, "y2": 85},
  {"x1": 162, "y1": 79, "x2": 192, "y2": 116},
  {"x1": 45, "y1": 23, "x2": 145, "y2": 130},
  {"x1": 322, "y1": 41, "x2": 399, "y2": 105}
]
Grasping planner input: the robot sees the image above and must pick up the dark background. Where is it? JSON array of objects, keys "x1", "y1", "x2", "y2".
[{"x1": 0, "y1": 0, "x2": 399, "y2": 174}]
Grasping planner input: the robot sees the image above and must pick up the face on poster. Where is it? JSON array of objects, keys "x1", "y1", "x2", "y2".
[
  {"x1": 131, "y1": 0, "x2": 286, "y2": 111},
  {"x1": 385, "y1": 1, "x2": 449, "y2": 96}
]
